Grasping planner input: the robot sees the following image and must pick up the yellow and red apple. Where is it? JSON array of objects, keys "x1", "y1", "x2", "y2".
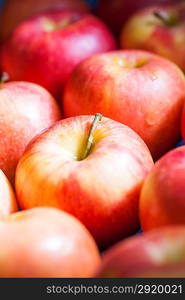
[
  {"x1": 63, "y1": 50, "x2": 185, "y2": 160},
  {"x1": 96, "y1": 226, "x2": 185, "y2": 277},
  {"x1": 140, "y1": 146, "x2": 185, "y2": 231},
  {"x1": 1, "y1": 10, "x2": 116, "y2": 98},
  {"x1": 0, "y1": 81, "x2": 61, "y2": 184},
  {"x1": 97, "y1": 0, "x2": 182, "y2": 35},
  {"x1": 0, "y1": 170, "x2": 17, "y2": 218},
  {"x1": 0, "y1": 207, "x2": 100, "y2": 277},
  {"x1": 15, "y1": 115, "x2": 153, "y2": 248},
  {"x1": 121, "y1": 3, "x2": 185, "y2": 71}
]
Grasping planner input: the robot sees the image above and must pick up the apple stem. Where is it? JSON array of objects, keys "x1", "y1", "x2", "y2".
[
  {"x1": 153, "y1": 11, "x2": 173, "y2": 26},
  {"x1": 82, "y1": 113, "x2": 102, "y2": 160},
  {"x1": 0, "y1": 72, "x2": 9, "y2": 85}
]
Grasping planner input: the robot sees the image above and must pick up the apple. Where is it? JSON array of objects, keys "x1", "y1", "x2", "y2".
[
  {"x1": 121, "y1": 3, "x2": 185, "y2": 71},
  {"x1": 1, "y1": 10, "x2": 116, "y2": 98},
  {"x1": 0, "y1": 80, "x2": 61, "y2": 184},
  {"x1": 97, "y1": 0, "x2": 182, "y2": 35},
  {"x1": 0, "y1": 207, "x2": 100, "y2": 277},
  {"x1": 15, "y1": 115, "x2": 153, "y2": 248},
  {"x1": 63, "y1": 50, "x2": 185, "y2": 160},
  {"x1": 0, "y1": 170, "x2": 18, "y2": 218},
  {"x1": 140, "y1": 145, "x2": 185, "y2": 231},
  {"x1": 96, "y1": 226, "x2": 185, "y2": 277},
  {"x1": 0, "y1": 0, "x2": 90, "y2": 42}
]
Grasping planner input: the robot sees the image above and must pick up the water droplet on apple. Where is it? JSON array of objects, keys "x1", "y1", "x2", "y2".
[
  {"x1": 145, "y1": 115, "x2": 156, "y2": 127},
  {"x1": 151, "y1": 74, "x2": 157, "y2": 81}
]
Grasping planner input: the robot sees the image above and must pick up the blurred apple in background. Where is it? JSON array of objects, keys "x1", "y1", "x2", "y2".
[
  {"x1": 0, "y1": 80, "x2": 61, "y2": 184},
  {"x1": 97, "y1": 0, "x2": 182, "y2": 35},
  {"x1": 1, "y1": 10, "x2": 116, "y2": 98},
  {"x1": 15, "y1": 115, "x2": 153, "y2": 248},
  {"x1": 0, "y1": 207, "x2": 100, "y2": 277},
  {"x1": 121, "y1": 3, "x2": 185, "y2": 71},
  {"x1": 63, "y1": 50, "x2": 185, "y2": 160},
  {"x1": 0, "y1": 0, "x2": 90, "y2": 42},
  {"x1": 96, "y1": 226, "x2": 185, "y2": 277},
  {"x1": 0, "y1": 170, "x2": 18, "y2": 218},
  {"x1": 140, "y1": 146, "x2": 185, "y2": 231}
]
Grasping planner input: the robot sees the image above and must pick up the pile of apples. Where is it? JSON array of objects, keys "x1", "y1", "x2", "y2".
[{"x1": 1, "y1": 0, "x2": 185, "y2": 278}]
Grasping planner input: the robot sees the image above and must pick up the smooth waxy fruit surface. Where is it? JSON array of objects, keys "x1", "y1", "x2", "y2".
[{"x1": 15, "y1": 115, "x2": 153, "y2": 248}]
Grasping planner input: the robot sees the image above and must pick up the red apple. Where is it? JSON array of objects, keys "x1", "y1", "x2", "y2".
[
  {"x1": 96, "y1": 226, "x2": 185, "y2": 277},
  {"x1": 63, "y1": 50, "x2": 185, "y2": 160},
  {"x1": 1, "y1": 10, "x2": 116, "y2": 98},
  {"x1": 0, "y1": 170, "x2": 18, "y2": 218},
  {"x1": 0, "y1": 0, "x2": 90, "y2": 42},
  {"x1": 97, "y1": 0, "x2": 181, "y2": 35},
  {"x1": 0, "y1": 80, "x2": 61, "y2": 184},
  {"x1": 140, "y1": 146, "x2": 185, "y2": 231},
  {"x1": 15, "y1": 115, "x2": 153, "y2": 248},
  {"x1": 121, "y1": 3, "x2": 185, "y2": 71},
  {"x1": 0, "y1": 207, "x2": 100, "y2": 277}
]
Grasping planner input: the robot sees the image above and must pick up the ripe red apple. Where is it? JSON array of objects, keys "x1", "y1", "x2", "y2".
[
  {"x1": 96, "y1": 226, "x2": 185, "y2": 277},
  {"x1": 63, "y1": 50, "x2": 185, "y2": 160},
  {"x1": 0, "y1": 80, "x2": 61, "y2": 184},
  {"x1": 15, "y1": 115, "x2": 153, "y2": 248},
  {"x1": 140, "y1": 146, "x2": 185, "y2": 231},
  {"x1": 0, "y1": 0, "x2": 90, "y2": 42},
  {"x1": 0, "y1": 207, "x2": 100, "y2": 277},
  {"x1": 121, "y1": 3, "x2": 185, "y2": 71},
  {"x1": 1, "y1": 10, "x2": 116, "y2": 98},
  {"x1": 0, "y1": 170, "x2": 18, "y2": 218},
  {"x1": 97, "y1": 0, "x2": 181, "y2": 35}
]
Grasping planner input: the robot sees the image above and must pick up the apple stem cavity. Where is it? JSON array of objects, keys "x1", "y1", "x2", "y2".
[
  {"x1": 82, "y1": 113, "x2": 102, "y2": 160},
  {"x1": 0, "y1": 72, "x2": 10, "y2": 85},
  {"x1": 154, "y1": 11, "x2": 177, "y2": 27}
]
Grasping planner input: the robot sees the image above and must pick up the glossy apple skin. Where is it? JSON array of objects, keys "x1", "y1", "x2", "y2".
[
  {"x1": 0, "y1": 170, "x2": 18, "y2": 218},
  {"x1": 97, "y1": 0, "x2": 181, "y2": 35},
  {"x1": 0, "y1": 207, "x2": 100, "y2": 277},
  {"x1": 140, "y1": 146, "x2": 185, "y2": 231},
  {"x1": 121, "y1": 4, "x2": 185, "y2": 71},
  {"x1": 0, "y1": 0, "x2": 90, "y2": 42},
  {"x1": 63, "y1": 50, "x2": 185, "y2": 160},
  {"x1": 15, "y1": 115, "x2": 153, "y2": 248},
  {"x1": 0, "y1": 81, "x2": 61, "y2": 184},
  {"x1": 1, "y1": 11, "x2": 116, "y2": 98},
  {"x1": 96, "y1": 226, "x2": 185, "y2": 277}
]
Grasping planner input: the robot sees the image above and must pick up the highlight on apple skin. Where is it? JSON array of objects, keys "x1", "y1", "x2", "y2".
[
  {"x1": 0, "y1": 169, "x2": 18, "y2": 218},
  {"x1": 1, "y1": 10, "x2": 116, "y2": 98},
  {"x1": 96, "y1": 226, "x2": 185, "y2": 278},
  {"x1": 0, "y1": 80, "x2": 62, "y2": 184},
  {"x1": 15, "y1": 115, "x2": 153, "y2": 248},
  {"x1": 63, "y1": 49, "x2": 185, "y2": 160},
  {"x1": 140, "y1": 146, "x2": 185, "y2": 231},
  {"x1": 0, "y1": 207, "x2": 101, "y2": 278}
]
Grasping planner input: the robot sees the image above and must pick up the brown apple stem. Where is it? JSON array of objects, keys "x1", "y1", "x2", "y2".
[
  {"x1": 153, "y1": 11, "x2": 170, "y2": 26},
  {"x1": 82, "y1": 113, "x2": 102, "y2": 160},
  {"x1": 0, "y1": 72, "x2": 9, "y2": 84}
]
